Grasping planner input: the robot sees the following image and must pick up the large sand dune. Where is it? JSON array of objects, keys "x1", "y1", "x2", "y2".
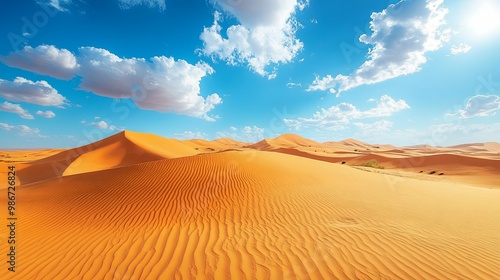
[{"x1": 1, "y1": 131, "x2": 499, "y2": 279}]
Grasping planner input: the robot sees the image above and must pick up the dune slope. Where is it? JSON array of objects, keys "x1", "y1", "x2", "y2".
[
  {"x1": 1, "y1": 150, "x2": 499, "y2": 279},
  {"x1": 11, "y1": 131, "x2": 200, "y2": 185}
]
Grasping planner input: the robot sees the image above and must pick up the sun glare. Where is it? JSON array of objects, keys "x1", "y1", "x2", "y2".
[{"x1": 465, "y1": 0, "x2": 500, "y2": 38}]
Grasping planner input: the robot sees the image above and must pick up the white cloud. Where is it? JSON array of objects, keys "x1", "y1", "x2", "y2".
[
  {"x1": 453, "y1": 94, "x2": 500, "y2": 118},
  {"x1": 18, "y1": 125, "x2": 41, "y2": 136},
  {"x1": 353, "y1": 120, "x2": 393, "y2": 135},
  {"x1": 308, "y1": 0, "x2": 449, "y2": 95},
  {"x1": 77, "y1": 47, "x2": 221, "y2": 121},
  {"x1": 307, "y1": 75, "x2": 336, "y2": 94},
  {"x1": 0, "y1": 45, "x2": 78, "y2": 80},
  {"x1": 284, "y1": 95, "x2": 410, "y2": 129},
  {"x1": 90, "y1": 120, "x2": 121, "y2": 131},
  {"x1": 286, "y1": 81, "x2": 302, "y2": 88},
  {"x1": 0, "y1": 101, "x2": 34, "y2": 119},
  {"x1": 242, "y1": 125, "x2": 264, "y2": 135},
  {"x1": 450, "y1": 43, "x2": 472, "y2": 55},
  {"x1": 0, "y1": 123, "x2": 14, "y2": 131},
  {"x1": 92, "y1": 120, "x2": 109, "y2": 130},
  {"x1": 118, "y1": 0, "x2": 166, "y2": 11},
  {"x1": 297, "y1": 0, "x2": 309, "y2": 11},
  {"x1": 200, "y1": 0, "x2": 307, "y2": 78},
  {"x1": 0, "y1": 45, "x2": 221, "y2": 120},
  {"x1": 36, "y1": 110, "x2": 56, "y2": 118},
  {"x1": 37, "y1": 0, "x2": 72, "y2": 12},
  {"x1": 174, "y1": 131, "x2": 208, "y2": 140},
  {"x1": 0, "y1": 122, "x2": 42, "y2": 137},
  {"x1": 216, "y1": 125, "x2": 265, "y2": 142},
  {"x1": 0, "y1": 77, "x2": 66, "y2": 107}
]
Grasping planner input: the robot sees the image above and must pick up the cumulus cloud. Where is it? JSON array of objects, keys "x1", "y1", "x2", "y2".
[
  {"x1": 284, "y1": 95, "x2": 410, "y2": 129},
  {"x1": 77, "y1": 47, "x2": 221, "y2": 120},
  {"x1": 450, "y1": 43, "x2": 472, "y2": 55},
  {"x1": 308, "y1": 0, "x2": 449, "y2": 95},
  {"x1": 200, "y1": 0, "x2": 307, "y2": 78},
  {"x1": 0, "y1": 45, "x2": 78, "y2": 80},
  {"x1": 36, "y1": 110, "x2": 56, "y2": 118},
  {"x1": 0, "y1": 102, "x2": 33, "y2": 119},
  {"x1": 0, "y1": 77, "x2": 66, "y2": 107},
  {"x1": 452, "y1": 94, "x2": 500, "y2": 118},
  {"x1": 1, "y1": 45, "x2": 222, "y2": 120},
  {"x1": 118, "y1": 0, "x2": 166, "y2": 11},
  {"x1": 216, "y1": 125, "x2": 265, "y2": 142}
]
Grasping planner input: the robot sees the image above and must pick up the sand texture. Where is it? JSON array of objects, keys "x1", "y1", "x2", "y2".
[{"x1": 1, "y1": 131, "x2": 499, "y2": 279}]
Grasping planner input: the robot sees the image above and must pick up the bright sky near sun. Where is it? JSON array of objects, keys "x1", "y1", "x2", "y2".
[{"x1": 0, "y1": 0, "x2": 499, "y2": 148}]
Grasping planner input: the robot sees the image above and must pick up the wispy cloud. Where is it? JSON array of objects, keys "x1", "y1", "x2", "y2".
[
  {"x1": 0, "y1": 123, "x2": 14, "y2": 131},
  {"x1": 216, "y1": 125, "x2": 265, "y2": 142},
  {"x1": 174, "y1": 131, "x2": 208, "y2": 140},
  {"x1": 90, "y1": 120, "x2": 121, "y2": 131},
  {"x1": 448, "y1": 94, "x2": 500, "y2": 118},
  {"x1": 0, "y1": 101, "x2": 34, "y2": 119},
  {"x1": 118, "y1": 0, "x2": 166, "y2": 11},
  {"x1": 353, "y1": 120, "x2": 393, "y2": 136},
  {"x1": 450, "y1": 43, "x2": 472, "y2": 55},
  {"x1": 0, "y1": 122, "x2": 42, "y2": 137},
  {"x1": 286, "y1": 82, "x2": 302, "y2": 88},
  {"x1": 37, "y1": 0, "x2": 72, "y2": 12}
]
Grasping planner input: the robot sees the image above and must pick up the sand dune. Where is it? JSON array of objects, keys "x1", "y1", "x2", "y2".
[
  {"x1": 247, "y1": 135, "x2": 499, "y2": 189},
  {"x1": 1, "y1": 131, "x2": 499, "y2": 279},
  {"x1": 6, "y1": 131, "x2": 203, "y2": 186},
  {"x1": 247, "y1": 133, "x2": 321, "y2": 151}
]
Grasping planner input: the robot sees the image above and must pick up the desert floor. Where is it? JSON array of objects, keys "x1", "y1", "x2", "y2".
[{"x1": 1, "y1": 131, "x2": 499, "y2": 279}]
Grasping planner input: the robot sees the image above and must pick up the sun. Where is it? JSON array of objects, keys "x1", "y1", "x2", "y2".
[{"x1": 465, "y1": 0, "x2": 500, "y2": 38}]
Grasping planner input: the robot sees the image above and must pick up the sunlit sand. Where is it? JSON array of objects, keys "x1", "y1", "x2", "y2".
[{"x1": 1, "y1": 131, "x2": 499, "y2": 279}]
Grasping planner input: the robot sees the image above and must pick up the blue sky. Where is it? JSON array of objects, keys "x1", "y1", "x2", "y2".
[{"x1": 0, "y1": 0, "x2": 499, "y2": 148}]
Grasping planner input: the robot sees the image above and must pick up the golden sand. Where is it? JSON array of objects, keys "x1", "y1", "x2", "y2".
[{"x1": 1, "y1": 131, "x2": 499, "y2": 279}]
